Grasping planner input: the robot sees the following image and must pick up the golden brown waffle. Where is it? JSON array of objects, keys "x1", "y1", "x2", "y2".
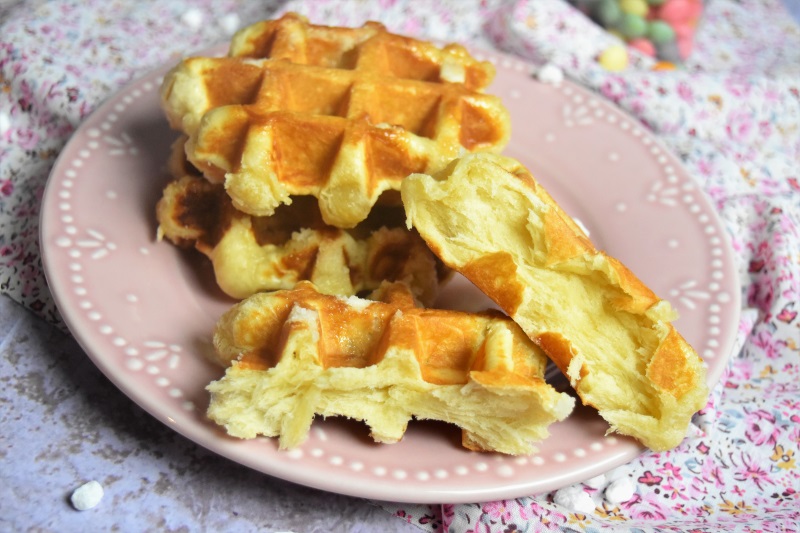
[
  {"x1": 156, "y1": 139, "x2": 446, "y2": 303},
  {"x1": 401, "y1": 153, "x2": 709, "y2": 451},
  {"x1": 160, "y1": 12, "x2": 511, "y2": 228},
  {"x1": 207, "y1": 281, "x2": 574, "y2": 455}
]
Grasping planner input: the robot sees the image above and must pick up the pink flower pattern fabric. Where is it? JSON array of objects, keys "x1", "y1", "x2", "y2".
[{"x1": 1, "y1": 0, "x2": 798, "y2": 531}]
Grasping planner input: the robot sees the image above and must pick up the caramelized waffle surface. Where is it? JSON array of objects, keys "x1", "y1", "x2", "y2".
[
  {"x1": 156, "y1": 138, "x2": 446, "y2": 303},
  {"x1": 207, "y1": 281, "x2": 574, "y2": 455},
  {"x1": 401, "y1": 153, "x2": 710, "y2": 451},
  {"x1": 160, "y1": 12, "x2": 511, "y2": 228}
]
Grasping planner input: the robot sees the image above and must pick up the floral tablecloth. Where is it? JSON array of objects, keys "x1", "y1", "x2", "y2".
[{"x1": 2, "y1": 0, "x2": 798, "y2": 531}]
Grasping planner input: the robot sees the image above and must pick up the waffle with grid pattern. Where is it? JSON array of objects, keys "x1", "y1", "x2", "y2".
[
  {"x1": 160, "y1": 12, "x2": 510, "y2": 228},
  {"x1": 156, "y1": 137, "x2": 446, "y2": 303},
  {"x1": 206, "y1": 281, "x2": 575, "y2": 455}
]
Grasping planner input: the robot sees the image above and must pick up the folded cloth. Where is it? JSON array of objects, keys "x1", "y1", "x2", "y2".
[{"x1": 2, "y1": 0, "x2": 798, "y2": 531}]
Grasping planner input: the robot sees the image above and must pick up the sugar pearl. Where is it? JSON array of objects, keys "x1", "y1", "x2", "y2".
[
  {"x1": 554, "y1": 485, "x2": 597, "y2": 514},
  {"x1": 536, "y1": 63, "x2": 565, "y2": 85},
  {"x1": 181, "y1": 8, "x2": 204, "y2": 29},
  {"x1": 219, "y1": 13, "x2": 241, "y2": 35},
  {"x1": 70, "y1": 480, "x2": 104, "y2": 511},
  {"x1": 0, "y1": 112, "x2": 10, "y2": 135},
  {"x1": 605, "y1": 477, "x2": 635, "y2": 504}
]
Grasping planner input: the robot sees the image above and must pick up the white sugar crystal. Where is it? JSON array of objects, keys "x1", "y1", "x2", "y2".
[
  {"x1": 604, "y1": 476, "x2": 635, "y2": 504},
  {"x1": 583, "y1": 473, "x2": 606, "y2": 489},
  {"x1": 70, "y1": 480, "x2": 104, "y2": 511},
  {"x1": 553, "y1": 485, "x2": 595, "y2": 514},
  {"x1": 181, "y1": 8, "x2": 204, "y2": 30},
  {"x1": 440, "y1": 59, "x2": 466, "y2": 84},
  {"x1": 0, "y1": 112, "x2": 10, "y2": 135},
  {"x1": 536, "y1": 63, "x2": 564, "y2": 85},
  {"x1": 339, "y1": 295, "x2": 372, "y2": 311},
  {"x1": 287, "y1": 304, "x2": 319, "y2": 325},
  {"x1": 220, "y1": 13, "x2": 241, "y2": 34}
]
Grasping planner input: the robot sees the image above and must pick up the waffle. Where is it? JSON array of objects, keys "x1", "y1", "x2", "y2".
[
  {"x1": 160, "y1": 12, "x2": 511, "y2": 228},
  {"x1": 156, "y1": 138, "x2": 446, "y2": 303},
  {"x1": 206, "y1": 281, "x2": 575, "y2": 455},
  {"x1": 401, "y1": 153, "x2": 709, "y2": 451}
]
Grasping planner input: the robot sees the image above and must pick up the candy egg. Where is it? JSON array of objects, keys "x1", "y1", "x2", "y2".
[
  {"x1": 651, "y1": 60, "x2": 677, "y2": 70},
  {"x1": 607, "y1": 28, "x2": 627, "y2": 41},
  {"x1": 598, "y1": 44, "x2": 629, "y2": 71},
  {"x1": 594, "y1": 0, "x2": 622, "y2": 26},
  {"x1": 671, "y1": 19, "x2": 694, "y2": 39},
  {"x1": 677, "y1": 34, "x2": 694, "y2": 59},
  {"x1": 655, "y1": 39, "x2": 681, "y2": 63},
  {"x1": 686, "y1": 0, "x2": 704, "y2": 19},
  {"x1": 619, "y1": 0, "x2": 649, "y2": 16},
  {"x1": 571, "y1": 0, "x2": 598, "y2": 15},
  {"x1": 647, "y1": 20, "x2": 676, "y2": 44},
  {"x1": 628, "y1": 37, "x2": 656, "y2": 56},
  {"x1": 658, "y1": 0, "x2": 693, "y2": 25},
  {"x1": 617, "y1": 12, "x2": 648, "y2": 38}
]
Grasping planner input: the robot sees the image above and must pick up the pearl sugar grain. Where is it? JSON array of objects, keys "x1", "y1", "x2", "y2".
[
  {"x1": 554, "y1": 484, "x2": 597, "y2": 514},
  {"x1": 70, "y1": 480, "x2": 104, "y2": 511},
  {"x1": 536, "y1": 63, "x2": 565, "y2": 85},
  {"x1": 605, "y1": 476, "x2": 636, "y2": 504}
]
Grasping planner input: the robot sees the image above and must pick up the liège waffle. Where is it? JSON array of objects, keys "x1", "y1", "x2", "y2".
[
  {"x1": 207, "y1": 281, "x2": 575, "y2": 455},
  {"x1": 401, "y1": 154, "x2": 709, "y2": 451},
  {"x1": 156, "y1": 138, "x2": 446, "y2": 303},
  {"x1": 160, "y1": 12, "x2": 511, "y2": 228}
]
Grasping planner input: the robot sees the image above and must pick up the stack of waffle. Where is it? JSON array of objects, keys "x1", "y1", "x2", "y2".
[
  {"x1": 157, "y1": 11, "x2": 510, "y2": 305},
  {"x1": 157, "y1": 136, "x2": 447, "y2": 303},
  {"x1": 156, "y1": 13, "x2": 708, "y2": 455}
]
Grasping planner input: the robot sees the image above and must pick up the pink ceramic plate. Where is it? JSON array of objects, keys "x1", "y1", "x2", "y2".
[{"x1": 40, "y1": 48, "x2": 740, "y2": 504}]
